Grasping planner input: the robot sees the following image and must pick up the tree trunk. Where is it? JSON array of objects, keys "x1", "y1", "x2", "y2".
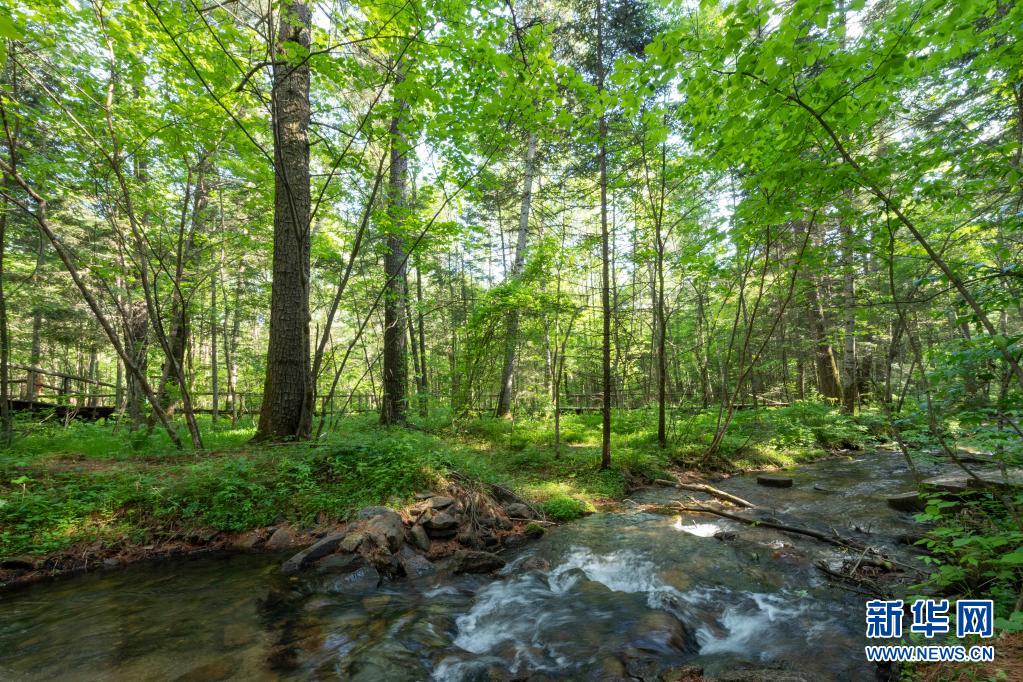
[
  {"x1": 415, "y1": 261, "x2": 428, "y2": 417},
  {"x1": 210, "y1": 273, "x2": 219, "y2": 426},
  {"x1": 256, "y1": 1, "x2": 313, "y2": 441},
  {"x1": 596, "y1": 0, "x2": 612, "y2": 470},
  {"x1": 840, "y1": 217, "x2": 857, "y2": 412},
  {"x1": 380, "y1": 70, "x2": 410, "y2": 426},
  {"x1": 496, "y1": 132, "x2": 537, "y2": 417},
  {"x1": 796, "y1": 221, "x2": 842, "y2": 403}
]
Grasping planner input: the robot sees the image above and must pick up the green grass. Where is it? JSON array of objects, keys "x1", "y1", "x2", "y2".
[{"x1": 0, "y1": 402, "x2": 875, "y2": 559}]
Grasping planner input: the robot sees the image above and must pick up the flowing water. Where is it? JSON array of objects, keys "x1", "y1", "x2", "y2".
[{"x1": 1, "y1": 449, "x2": 956, "y2": 681}]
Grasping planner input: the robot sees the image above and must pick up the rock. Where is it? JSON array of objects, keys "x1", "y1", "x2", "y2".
[
  {"x1": 1, "y1": 556, "x2": 35, "y2": 570},
  {"x1": 398, "y1": 546, "x2": 436, "y2": 578},
  {"x1": 519, "y1": 556, "x2": 551, "y2": 572},
  {"x1": 923, "y1": 470, "x2": 1023, "y2": 493},
  {"x1": 328, "y1": 563, "x2": 381, "y2": 594},
  {"x1": 427, "y1": 495, "x2": 455, "y2": 510},
  {"x1": 659, "y1": 665, "x2": 704, "y2": 681},
  {"x1": 480, "y1": 529, "x2": 501, "y2": 548},
  {"x1": 423, "y1": 511, "x2": 459, "y2": 537},
  {"x1": 315, "y1": 553, "x2": 362, "y2": 574},
  {"x1": 886, "y1": 491, "x2": 926, "y2": 513},
  {"x1": 713, "y1": 531, "x2": 738, "y2": 541},
  {"x1": 409, "y1": 524, "x2": 431, "y2": 552},
  {"x1": 231, "y1": 530, "x2": 263, "y2": 551},
  {"x1": 503, "y1": 534, "x2": 526, "y2": 549},
  {"x1": 355, "y1": 507, "x2": 405, "y2": 553},
  {"x1": 265, "y1": 526, "x2": 297, "y2": 551},
  {"x1": 714, "y1": 670, "x2": 810, "y2": 682},
  {"x1": 524, "y1": 522, "x2": 545, "y2": 539},
  {"x1": 505, "y1": 502, "x2": 533, "y2": 519},
  {"x1": 452, "y1": 549, "x2": 505, "y2": 574},
  {"x1": 456, "y1": 530, "x2": 483, "y2": 548},
  {"x1": 173, "y1": 659, "x2": 237, "y2": 681},
  {"x1": 281, "y1": 532, "x2": 348, "y2": 574},
  {"x1": 756, "y1": 475, "x2": 794, "y2": 488},
  {"x1": 102, "y1": 558, "x2": 121, "y2": 569},
  {"x1": 222, "y1": 623, "x2": 253, "y2": 648},
  {"x1": 812, "y1": 484, "x2": 835, "y2": 493}
]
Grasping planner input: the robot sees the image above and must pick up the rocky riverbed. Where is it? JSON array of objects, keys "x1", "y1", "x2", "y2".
[{"x1": 3, "y1": 449, "x2": 994, "y2": 680}]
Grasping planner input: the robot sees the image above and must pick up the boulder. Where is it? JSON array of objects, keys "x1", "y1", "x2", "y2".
[
  {"x1": 315, "y1": 553, "x2": 362, "y2": 574},
  {"x1": 713, "y1": 670, "x2": 810, "y2": 682},
  {"x1": 504, "y1": 502, "x2": 533, "y2": 519},
  {"x1": 265, "y1": 526, "x2": 297, "y2": 551},
  {"x1": 231, "y1": 530, "x2": 264, "y2": 551},
  {"x1": 451, "y1": 549, "x2": 506, "y2": 574},
  {"x1": 423, "y1": 511, "x2": 459, "y2": 538},
  {"x1": 713, "y1": 531, "x2": 738, "y2": 542},
  {"x1": 427, "y1": 495, "x2": 456, "y2": 510},
  {"x1": 519, "y1": 556, "x2": 551, "y2": 573},
  {"x1": 756, "y1": 475, "x2": 794, "y2": 488},
  {"x1": 281, "y1": 532, "x2": 347, "y2": 575},
  {"x1": 328, "y1": 562, "x2": 381, "y2": 594},
  {"x1": 354, "y1": 507, "x2": 405, "y2": 553},
  {"x1": 659, "y1": 665, "x2": 705, "y2": 682},
  {"x1": 886, "y1": 492, "x2": 926, "y2": 513},
  {"x1": 398, "y1": 546, "x2": 436, "y2": 578},
  {"x1": 409, "y1": 524, "x2": 431, "y2": 552},
  {"x1": 1, "y1": 556, "x2": 35, "y2": 570}
]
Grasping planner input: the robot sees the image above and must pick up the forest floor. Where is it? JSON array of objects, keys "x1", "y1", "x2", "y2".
[{"x1": 0, "y1": 401, "x2": 878, "y2": 588}]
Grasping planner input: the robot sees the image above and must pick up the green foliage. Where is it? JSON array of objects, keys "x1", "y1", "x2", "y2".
[
  {"x1": 913, "y1": 490, "x2": 1023, "y2": 633},
  {"x1": 540, "y1": 495, "x2": 591, "y2": 522}
]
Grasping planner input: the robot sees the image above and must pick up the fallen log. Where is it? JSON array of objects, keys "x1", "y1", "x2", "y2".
[
  {"x1": 654, "y1": 479, "x2": 757, "y2": 508},
  {"x1": 675, "y1": 502, "x2": 864, "y2": 550}
]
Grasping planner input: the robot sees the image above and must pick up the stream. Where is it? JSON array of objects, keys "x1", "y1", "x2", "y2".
[{"x1": 1, "y1": 448, "x2": 951, "y2": 681}]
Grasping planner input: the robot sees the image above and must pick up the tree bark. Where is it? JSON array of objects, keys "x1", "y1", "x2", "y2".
[
  {"x1": 496, "y1": 132, "x2": 537, "y2": 417},
  {"x1": 840, "y1": 216, "x2": 857, "y2": 412},
  {"x1": 596, "y1": 0, "x2": 612, "y2": 470},
  {"x1": 380, "y1": 68, "x2": 410, "y2": 426},
  {"x1": 256, "y1": 0, "x2": 313, "y2": 440}
]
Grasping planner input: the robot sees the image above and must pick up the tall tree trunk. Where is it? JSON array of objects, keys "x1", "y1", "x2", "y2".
[
  {"x1": 840, "y1": 217, "x2": 857, "y2": 412},
  {"x1": 380, "y1": 70, "x2": 410, "y2": 426},
  {"x1": 0, "y1": 178, "x2": 10, "y2": 445},
  {"x1": 415, "y1": 261, "x2": 428, "y2": 417},
  {"x1": 596, "y1": 0, "x2": 612, "y2": 470},
  {"x1": 256, "y1": 1, "x2": 313, "y2": 440},
  {"x1": 496, "y1": 132, "x2": 537, "y2": 417},
  {"x1": 210, "y1": 273, "x2": 219, "y2": 426},
  {"x1": 795, "y1": 220, "x2": 842, "y2": 403}
]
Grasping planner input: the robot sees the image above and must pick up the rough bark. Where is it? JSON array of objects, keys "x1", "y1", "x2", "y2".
[
  {"x1": 256, "y1": 1, "x2": 313, "y2": 440},
  {"x1": 380, "y1": 70, "x2": 410, "y2": 426},
  {"x1": 596, "y1": 0, "x2": 612, "y2": 470},
  {"x1": 495, "y1": 132, "x2": 537, "y2": 417},
  {"x1": 840, "y1": 216, "x2": 857, "y2": 412}
]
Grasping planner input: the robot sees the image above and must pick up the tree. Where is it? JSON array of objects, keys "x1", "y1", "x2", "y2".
[{"x1": 256, "y1": 1, "x2": 313, "y2": 441}]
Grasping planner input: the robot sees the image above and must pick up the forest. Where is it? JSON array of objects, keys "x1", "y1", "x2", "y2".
[{"x1": 0, "y1": 0, "x2": 1021, "y2": 679}]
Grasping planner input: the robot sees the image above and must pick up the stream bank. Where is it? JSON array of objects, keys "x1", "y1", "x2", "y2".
[{"x1": 3, "y1": 448, "x2": 971, "y2": 680}]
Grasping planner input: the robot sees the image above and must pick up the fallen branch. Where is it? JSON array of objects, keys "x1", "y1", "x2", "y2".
[
  {"x1": 675, "y1": 503, "x2": 866, "y2": 550},
  {"x1": 814, "y1": 559, "x2": 886, "y2": 596},
  {"x1": 654, "y1": 479, "x2": 757, "y2": 508}
]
